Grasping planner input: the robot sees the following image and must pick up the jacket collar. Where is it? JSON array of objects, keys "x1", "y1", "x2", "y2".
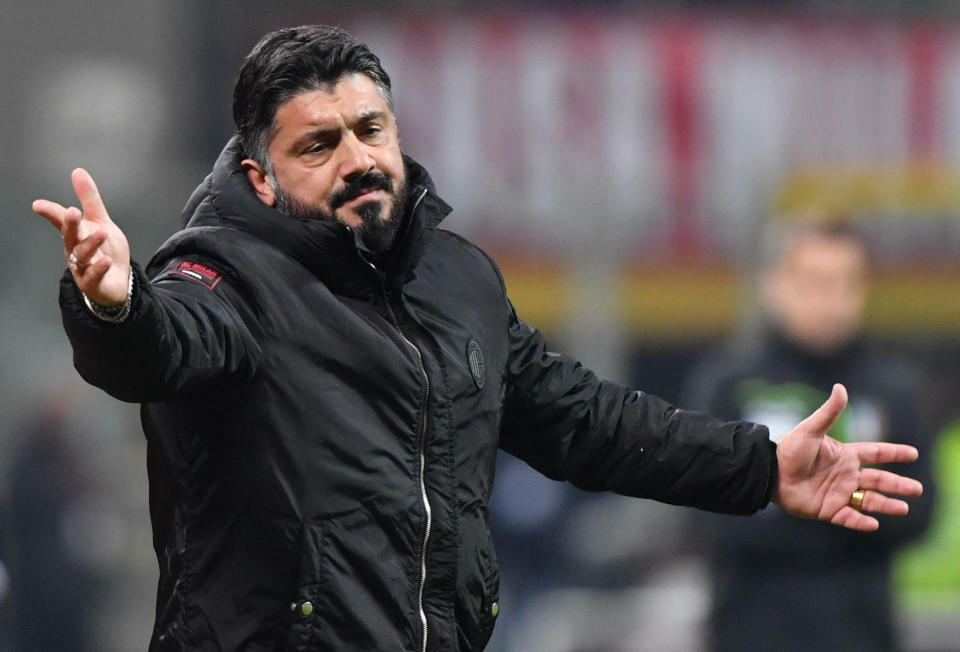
[{"x1": 177, "y1": 136, "x2": 452, "y2": 296}]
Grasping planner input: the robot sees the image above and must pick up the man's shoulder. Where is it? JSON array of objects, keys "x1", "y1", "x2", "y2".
[
  {"x1": 408, "y1": 229, "x2": 510, "y2": 317},
  {"x1": 147, "y1": 224, "x2": 271, "y2": 280},
  {"x1": 431, "y1": 228, "x2": 490, "y2": 255},
  {"x1": 426, "y1": 229, "x2": 506, "y2": 282}
]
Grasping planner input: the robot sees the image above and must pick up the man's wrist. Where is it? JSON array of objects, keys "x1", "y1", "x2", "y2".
[{"x1": 82, "y1": 267, "x2": 135, "y2": 323}]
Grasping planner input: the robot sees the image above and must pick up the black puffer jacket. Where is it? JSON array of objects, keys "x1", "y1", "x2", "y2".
[{"x1": 60, "y1": 138, "x2": 776, "y2": 651}]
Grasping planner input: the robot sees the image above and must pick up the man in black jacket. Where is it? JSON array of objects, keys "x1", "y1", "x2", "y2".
[
  {"x1": 34, "y1": 25, "x2": 923, "y2": 652},
  {"x1": 682, "y1": 220, "x2": 935, "y2": 652}
]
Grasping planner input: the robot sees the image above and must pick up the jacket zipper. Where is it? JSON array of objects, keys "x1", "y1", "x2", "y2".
[
  {"x1": 401, "y1": 315, "x2": 432, "y2": 652},
  {"x1": 357, "y1": 188, "x2": 433, "y2": 652}
]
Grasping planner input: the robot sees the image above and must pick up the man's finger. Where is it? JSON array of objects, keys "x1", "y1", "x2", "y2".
[
  {"x1": 796, "y1": 383, "x2": 848, "y2": 437},
  {"x1": 32, "y1": 199, "x2": 68, "y2": 230},
  {"x1": 78, "y1": 256, "x2": 112, "y2": 285},
  {"x1": 830, "y1": 505, "x2": 880, "y2": 531},
  {"x1": 71, "y1": 168, "x2": 110, "y2": 224},
  {"x1": 858, "y1": 467, "x2": 924, "y2": 497},
  {"x1": 852, "y1": 441, "x2": 920, "y2": 466},
  {"x1": 860, "y1": 490, "x2": 910, "y2": 516},
  {"x1": 71, "y1": 229, "x2": 108, "y2": 266},
  {"x1": 62, "y1": 206, "x2": 84, "y2": 254}
]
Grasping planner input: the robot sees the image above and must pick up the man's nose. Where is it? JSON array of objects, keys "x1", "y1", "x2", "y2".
[{"x1": 338, "y1": 132, "x2": 375, "y2": 181}]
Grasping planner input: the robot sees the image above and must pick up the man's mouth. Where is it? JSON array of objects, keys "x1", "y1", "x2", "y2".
[
  {"x1": 345, "y1": 188, "x2": 383, "y2": 205},
  {"x1": 330, "y1": 171, "x2": 395, "y2": 211}
]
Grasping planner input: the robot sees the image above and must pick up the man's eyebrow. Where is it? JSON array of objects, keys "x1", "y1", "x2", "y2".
[
  {"x1": 352, "y1": 110, "x2": 387, "y2": 126},
  {"x1": 290, "y1": 127, "x2": 338, "y2": 152},
  {"x1": 289, "y1": 111, "x2": 389, "y2": 152}
]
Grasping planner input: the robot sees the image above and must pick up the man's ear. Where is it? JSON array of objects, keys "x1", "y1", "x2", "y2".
[{"x1": 241, "y1": 159, "x2": 276, "y2": 206}]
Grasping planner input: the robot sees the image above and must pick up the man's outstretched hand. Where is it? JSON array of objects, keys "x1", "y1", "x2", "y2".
[
  {"x1": 773, "y1": 383, "x2": 923, "y2": 531},
  {"x1": 33, "y1": 168, "x2": 130, "y2": 306}
]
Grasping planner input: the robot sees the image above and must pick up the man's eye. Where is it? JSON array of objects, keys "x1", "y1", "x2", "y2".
[
  {"x1": 362, "y1": 126, "x2": 382, "y2": 137},
  {"x1": 305, "y1": 142, "x2": 328, "y2": 154}
]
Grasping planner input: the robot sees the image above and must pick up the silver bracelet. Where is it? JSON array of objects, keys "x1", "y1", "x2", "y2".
[{"x1": 82, "y1": 267, "x2": 135, "y2": 323}]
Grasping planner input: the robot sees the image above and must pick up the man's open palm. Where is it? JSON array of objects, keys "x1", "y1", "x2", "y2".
[{"x1": 774, "y1": 383, "x2": 923, "y2": 531}]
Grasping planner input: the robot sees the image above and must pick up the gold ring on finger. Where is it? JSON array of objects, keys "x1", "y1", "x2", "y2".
[{"x1": 850, "y1": 489, "x2": 866, "y2": 511}]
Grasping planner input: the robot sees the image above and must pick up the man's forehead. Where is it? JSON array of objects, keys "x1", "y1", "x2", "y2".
[{"x1": 276, "y1": 74, "x2": 391, "y2": 127}]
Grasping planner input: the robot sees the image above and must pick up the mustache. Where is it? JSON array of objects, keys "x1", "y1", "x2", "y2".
[{"x1": 330, "y1": 171, "x2": 394, "y2": 210}]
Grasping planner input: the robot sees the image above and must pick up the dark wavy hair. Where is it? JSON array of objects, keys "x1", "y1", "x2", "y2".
[{"x1": 232, "y1": 25, "x2": 393, "y2": 171}]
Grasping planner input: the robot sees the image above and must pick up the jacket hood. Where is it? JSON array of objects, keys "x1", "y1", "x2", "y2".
[{"x1": 170, "y1": 135, "x2": 452, "y2": 293}]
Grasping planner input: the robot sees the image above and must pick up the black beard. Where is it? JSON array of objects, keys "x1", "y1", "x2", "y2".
[{"x1": 274, "y1": 171, "x2": 408, "y2": 255}]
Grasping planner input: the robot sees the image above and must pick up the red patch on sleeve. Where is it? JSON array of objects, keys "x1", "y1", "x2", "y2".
[{"x1": 171, "y1": 260, "x2": 223, "y2": 290}]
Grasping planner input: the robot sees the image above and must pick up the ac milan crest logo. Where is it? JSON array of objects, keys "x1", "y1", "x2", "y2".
[{"x1": 467, "y1": 339, "x2": 485, "y2": 389}]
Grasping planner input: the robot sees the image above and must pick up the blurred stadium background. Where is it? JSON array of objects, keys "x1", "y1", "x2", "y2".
[{"x1": 3, "y1": 0, "x2": 960, "y2": 650}]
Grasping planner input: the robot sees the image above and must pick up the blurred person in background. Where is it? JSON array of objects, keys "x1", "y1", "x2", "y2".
[
  {"x1": 8, "y1": 390, "x2": 98, "y2": 651},
  {"x1": 32, "y1": 26, "x2": 924, "y2": 651},
  {"x1": 0, "y1": 514, "x2": 12, "y2": 651},
  {"x1": 682, "y1": 219, "x2": 935, "y2": 652}
]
